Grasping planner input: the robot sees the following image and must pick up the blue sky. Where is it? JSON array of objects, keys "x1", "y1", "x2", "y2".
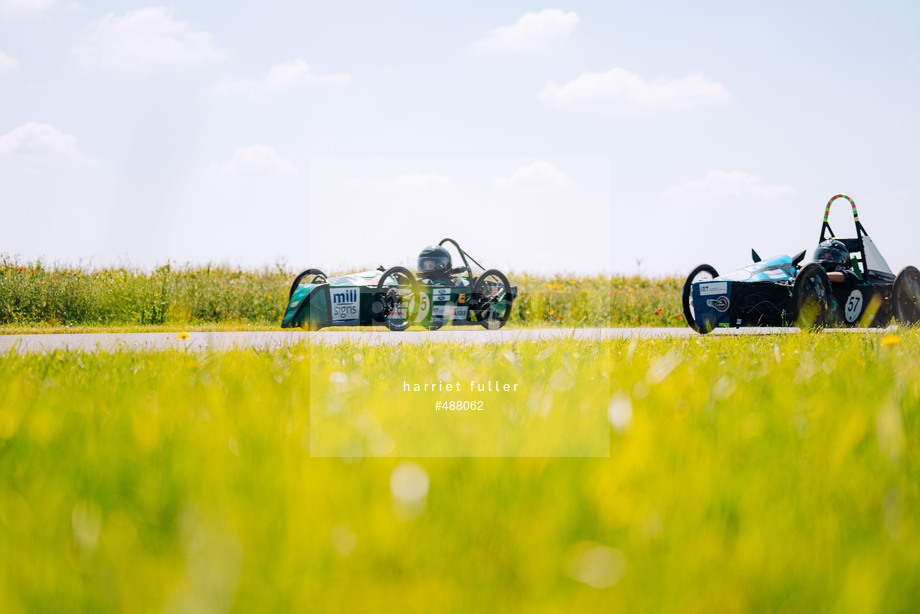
[{"x1": 1, "y1": 1, "x2": 918, "y2": 275}]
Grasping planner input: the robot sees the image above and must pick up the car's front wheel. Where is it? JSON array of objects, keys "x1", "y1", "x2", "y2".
[
  {"x1": 682, "y1": 264, "x2": 718, "y2": 334},
  {"x1": 793, "y1": 263, "x2": 832, "y2": 329},
  {"x1": 373, "y1": 267, "x2": 420, "y2": 332}
]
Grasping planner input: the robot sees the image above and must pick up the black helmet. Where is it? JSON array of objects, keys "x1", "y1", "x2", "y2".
[
  {"x1": 813, "y1": 239, "x2": 849, "y2": 272},
  {"x1": 417, "y1": 245, "x2": 451, "y2": 278}
]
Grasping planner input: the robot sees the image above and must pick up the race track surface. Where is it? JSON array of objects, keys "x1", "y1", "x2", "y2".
[{"x1": 0, "y1": 326, "x2": 889, "y2": 354}]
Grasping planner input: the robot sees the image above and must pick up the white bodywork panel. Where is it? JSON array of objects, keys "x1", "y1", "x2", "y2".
[{"x1": 863, "y1": 235, "x2": 892, "y2": 274}]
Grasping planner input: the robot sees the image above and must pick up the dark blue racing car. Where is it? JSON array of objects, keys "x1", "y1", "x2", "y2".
[{"x1": 682, "y1": 194, "x2": 920, "y2": 333}]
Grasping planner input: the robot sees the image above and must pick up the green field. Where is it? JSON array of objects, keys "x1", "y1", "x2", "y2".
[
  {"x1": 2, "y1": 332, "x2": 919, "y2": 612},
  {"x1": 0, "y1": 260, "x2": 683, "y2": 329}
]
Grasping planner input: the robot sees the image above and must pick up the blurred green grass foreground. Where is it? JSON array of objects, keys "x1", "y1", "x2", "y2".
[{"x1": 1, "y1": 332, "x2": 919, "y2": 612}]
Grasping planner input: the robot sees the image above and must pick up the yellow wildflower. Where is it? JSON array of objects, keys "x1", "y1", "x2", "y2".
[
  {"x1": 177, "y1": 332, "x2": 191, "y2": 340},
  {"x1": 881, "y1": 334, "x2": 901, "y2": 346}
]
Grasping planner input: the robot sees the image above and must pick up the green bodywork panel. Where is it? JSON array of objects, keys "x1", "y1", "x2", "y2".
[{"x1": 281, "y1": 270, "x2": 476, "y2": 329}]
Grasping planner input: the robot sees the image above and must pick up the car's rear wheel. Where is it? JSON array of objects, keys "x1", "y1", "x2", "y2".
[
  {"x1": 682, "y1": 264, "x2": 718, "y2": 334},
  {"x1": 373, "y1": 267, "x2": 420, "y2": 332},
  {"x1": 289, "y1": 269, "x2": 327, "y2": 299},
  {"x1": 893, "y1": 265, "x2": 920, "y2": 325},
  {"x1": 793, "y1": 263, "x2": 832, "y2": 329},
  {"x1": 472, "y1": 269, "x2": 512, "y2": 330}
]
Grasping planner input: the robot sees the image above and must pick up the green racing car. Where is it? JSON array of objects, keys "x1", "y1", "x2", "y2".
[{"x1": 281, "y1": 238, "x2": 517, "y2": 331}]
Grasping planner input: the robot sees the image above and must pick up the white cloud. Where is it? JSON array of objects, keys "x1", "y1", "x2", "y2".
[
  {"x1": 265, "y1": 60, "x2": 350, "y2": 88},
  {"x1": 475, "y1": 9, "x2": 580, "y2": 53},
  {"x1": 73, "y1": 7, "x2": 227, "y2": 71},
  {"x1": 0, "y1": 0, "x2": 55, "y2": 18},
  {"x1": 213, "y1": 59, "x2": 350, "y2": 96},
  {"x1": 540, "y1": 67, "x2": 731, "y2": 115},
  {"x1": 493, "y1": 161, "x2": 569, "y2": 189},
  {"x1": 214, "y1": 145, "x2": 299, "y2": 178},
  {"x1": 0, "y1": 50, "x2": 20, "y2": 73},
  {"x1": 661, "y1": 170, "x2": 794, "y2": 201},
  {"x1": 0, "y1": 122, "x2": 94, "y2": 164}
]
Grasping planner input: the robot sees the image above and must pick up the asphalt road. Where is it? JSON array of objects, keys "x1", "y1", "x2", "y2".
[{"x1": 0, "y1": 326, "x2": 878, "y2": 354}]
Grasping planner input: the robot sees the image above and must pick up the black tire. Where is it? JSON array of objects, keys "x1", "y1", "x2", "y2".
[
  {"x1": 893, "y1": 265, "x2": 920, "y2": 325},
  {"x1": 793, "y1": 263, "x2": 832, "y2": 329},
  {"x1": 472, "y1": 269, "x2": 513, "y2": 330},
  {"x1": 373, "y1": 266, "x2": 420, "y2": 332},
  {"x1": 681, "y1": 264, "x2": 718, "y2": 334},
  {"x1": 290, "y1": 269, "x2": 327, "y2": 299}
]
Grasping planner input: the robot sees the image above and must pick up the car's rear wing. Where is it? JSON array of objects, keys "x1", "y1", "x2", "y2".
[{"x1": 819, "y1": 194, "x2": 892, "y2": 281}]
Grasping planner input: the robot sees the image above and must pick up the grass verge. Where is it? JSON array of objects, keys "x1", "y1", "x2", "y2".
[
  {"x1": 0, "y1": 260, "x2": 683, "y2": 329},
  {"x1": 1, "y1": 332, "x2": 917, "y2": 611}
]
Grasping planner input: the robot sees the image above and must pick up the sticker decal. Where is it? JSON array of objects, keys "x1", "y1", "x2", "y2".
[
  {"x1": 844, "y1": 289, "x2": 863, "y2": 323},
  {"x1": 433, "y1": 288, "x2": 451, "y2": 302},
  {"x1": 706, "y1": 296, "x2": 730, "y2": 312},
  {"x1": 416, "y1": 293, "x2": 431, "y2": 321},
  {"x1": 699, "y1": 282, "x2": 728, "y2": 296},
  {"x1": 330, "y1": 287, "x2": 359, "y2": 323},
  {"x1": 433, "y1": 305, "x2": 467, "y2": 319}
]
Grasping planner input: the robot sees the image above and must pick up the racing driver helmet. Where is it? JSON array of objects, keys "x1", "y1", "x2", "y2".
[
  {"x1": 417, "y1": 245, "x2": 452, "y2": 279},
  {"x1": 813, "y1": 239, "x2": 850, "y2": 272}
]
